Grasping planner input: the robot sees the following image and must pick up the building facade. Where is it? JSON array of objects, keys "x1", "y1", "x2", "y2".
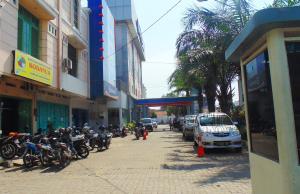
[
  {"x1": 0, "y1": 0, "x2": 90, "y2": 135},
  {"x1": 106, "y1": 0, "x2": 145, "y2": 126},
  {"x1": 88, "y1": 0, "x2": 145, "y2": 127}
]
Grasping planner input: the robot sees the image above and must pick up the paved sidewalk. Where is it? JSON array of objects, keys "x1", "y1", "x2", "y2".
[{"x1": 0, "y1": 125, "x2": 251, "y2": 194}]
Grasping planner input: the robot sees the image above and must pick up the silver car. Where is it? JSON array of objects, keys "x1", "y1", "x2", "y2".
[
  {"x1": 193, "y1": 112, "x2": 242, "y2": 152},
  {"x1": 182, "y1": 115, "x2": 197, "y2": 140}
]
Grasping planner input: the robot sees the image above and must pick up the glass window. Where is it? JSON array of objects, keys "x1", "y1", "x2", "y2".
[
  {"x1": 199, "y1": 115, "x2": 233, "y2": 126},
  {"x1": 73, "y1": 0, "x2": 79, "y2": 28},
  {"x1": 244, "y1": 50, "x2": 279, "y2": 162},
  {"x1": 18, "y1": 6, "x2": 39, "y2": 58},
  {"x1": 286, "y1": 42, "x2": 300, "y2": 164},
  {"x1": 142, "y1": 119, "x2": 152, "y2": 124},
  {"x1": 68, "y1": 43, "x2": 78, "y2": 77}
]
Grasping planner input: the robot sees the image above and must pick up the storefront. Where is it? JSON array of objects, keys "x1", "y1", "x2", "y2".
[
  {"x1": 0, "y1": 96, "x2": 32, "y2": 135},
  {"x1": 72, "y1": 108, "x2": 88, "y2": 127},
  {"x1": 37, "y1": 101, "x2": 69, "y2": 132},
  {"x1": 0, "y1": 75, "x2": 35, "y2": 135}
]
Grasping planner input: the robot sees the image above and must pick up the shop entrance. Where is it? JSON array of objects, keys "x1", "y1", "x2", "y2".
[
  {"x1": 108, "y1": 109, "x2": 119, "y2": 126},
  {"x1": 0, "y1": 97, "x2": 32, "y2": 135},
  {"x1": 72, "y1": 109, "x2": 89, "y2": 127}
]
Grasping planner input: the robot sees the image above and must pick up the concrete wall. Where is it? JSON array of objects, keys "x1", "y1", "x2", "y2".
[
  {"x1": 241, "y1": 28, "x2": 300, "y2": 194},
  {"x1": 0, "y1": 1, "x2": 18, "y2": 75}
]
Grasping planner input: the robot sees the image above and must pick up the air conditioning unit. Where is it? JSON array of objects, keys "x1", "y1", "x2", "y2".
[
  {"x1": 0, "y1": 0, "x2": 9, "y2": 8},
  {"x1": 62, "y1": 58, "x2": 73, "y2": 72}
]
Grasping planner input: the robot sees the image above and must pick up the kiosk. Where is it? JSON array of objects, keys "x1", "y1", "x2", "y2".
[{"x1": 226, "y1": 6, "x2": 300, "y2": 194}]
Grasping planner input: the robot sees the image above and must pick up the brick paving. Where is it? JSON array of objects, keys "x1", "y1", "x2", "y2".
[{"x1": 0, "y1": 125, "x2": 251, "y2": 194}]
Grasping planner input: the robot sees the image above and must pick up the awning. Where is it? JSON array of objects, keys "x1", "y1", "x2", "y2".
[{"x1": 19, "y1": 0, "x2": 57, "y2": 20}]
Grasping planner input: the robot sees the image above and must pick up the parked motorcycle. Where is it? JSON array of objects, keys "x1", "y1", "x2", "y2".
[
  {"x1": 46, "y1": 137, "x2": 72, "y2": 167},
  {"x1": 0, "y1": 132, "x2": 30, "y2": 160},
  {"x1": 69, "y1": 127, "x2": 89, "y2": 158},
  {"x1": 96, "y1": 126, "x2": 112, "y2": 151},
  {"x1": 82, "y1": 123, "x2": 98, "y2": 151},
  {"x1": 121, "y1": 127, "x2": 128, "y2": 138},
  {"x1": 23, "y1": 142, "x2": 44, "y2": 168}
]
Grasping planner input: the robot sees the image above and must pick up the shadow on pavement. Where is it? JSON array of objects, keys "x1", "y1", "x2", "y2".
[{"x1": 161, "y1": 131, "x2": 250, "y2": 186}]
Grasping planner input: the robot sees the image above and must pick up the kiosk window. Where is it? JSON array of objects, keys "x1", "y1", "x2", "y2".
[
  {"x1": 244, "y1": 50, "x2": 279, "y2": 162},
  {"x1": 286, "y1": 42, "x2": 300, "y2": 163}
]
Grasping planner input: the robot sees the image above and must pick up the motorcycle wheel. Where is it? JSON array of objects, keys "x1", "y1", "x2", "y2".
[
  {"x1": 16, "y1": 146, "x2": 26, "y2": 157},
  {"x1": 0, "y1": 143, "x2": 17, "y2": 160},
  {"x1": 59, "y1": 150, "x2": 70, "y2": 167},
  {"x1": 89, "y1": 140, "x2": 96, "y2": 151},
  {"x1": 97, "y1": 145, "x2": 103, "y2": 151},
  {"x1": 40, "y1": 151, "x2": 51, "y2": 167},
  {"x1": 77, "y1": 145, "x2": 89, "y2": 158},
  {"x1": 105, "y1": 142, "x2": 110, "y2": 149},
  {"x1": 23, "y1": 152, "x2": 34, "y2": 168}
]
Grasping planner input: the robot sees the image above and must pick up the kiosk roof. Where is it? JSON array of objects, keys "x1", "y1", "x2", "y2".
[{"x1": 225, "y1": 6, "x2": 300, "y2": 62}]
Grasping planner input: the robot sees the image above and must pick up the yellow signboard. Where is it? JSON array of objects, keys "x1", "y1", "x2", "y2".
[{"x1": 14, "y1": 50, "x2": 53, "y2": 85}]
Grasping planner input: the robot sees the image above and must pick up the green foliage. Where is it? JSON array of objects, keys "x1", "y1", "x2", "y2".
[
  {"x1": 151, "y1": 112, "x2": 158, "y2": 118},
  {"x1": 170, "y1": 0, "x2": 253, "y2": 113},
  {"x1": 271, "y1": 0, "x2": 300, "y2": 7},
  {"x1": 126, "y1": 122, "x2": 136, "y2": 132}
]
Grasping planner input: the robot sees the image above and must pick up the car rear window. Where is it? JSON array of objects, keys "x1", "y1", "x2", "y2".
[{"x1": 200, "y1": 115, "x2": 233, "y2": 126}]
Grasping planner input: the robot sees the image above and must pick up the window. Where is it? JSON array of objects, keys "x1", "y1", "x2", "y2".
[
  {"x1": 286, "y1": 42, "x2": 300, "y2": 164},
  {"x1": 73, "y1": 0, "x2": 79, "y2": 29},
  {"x1": 68, "y1": 43, "x2": 78, "y2": 77},
  {"x1": 244, "y1": 50, "x2": 279, "y2": 162},
  {"x1": 48, "y1": 23, "x2": 57, "y2": 37},
  {"x1": 199, "y1": 115, "x2": 233, "y2": 126},
  {"x1": 18, "y1": 6, "x2": 39, "y2": 58}
]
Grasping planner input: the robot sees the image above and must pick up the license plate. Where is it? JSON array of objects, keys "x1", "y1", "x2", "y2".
[{"x1": 214, "y1": 141, "x2": 230, "y2": 146}]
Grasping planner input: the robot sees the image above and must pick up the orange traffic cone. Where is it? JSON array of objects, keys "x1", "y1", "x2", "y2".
[
  {"x1": 197, "y1": 145, "x2": 205, "y2": 157},
  {"x1": 143, "y1": 131, "x2": 147, "y2": 140}
]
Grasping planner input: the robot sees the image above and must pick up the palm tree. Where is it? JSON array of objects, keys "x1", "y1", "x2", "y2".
[
  {"x1": 175, "y1": 7, "x2": 239, "y2": 113},
  {"x1": 271, "y1": 0, "x2": 300, "y2": 7}
]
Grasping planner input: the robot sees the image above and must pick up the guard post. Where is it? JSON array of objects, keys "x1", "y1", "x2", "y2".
[{"x1": 226, "y1": 6, "x2": 300, "y2": 194}]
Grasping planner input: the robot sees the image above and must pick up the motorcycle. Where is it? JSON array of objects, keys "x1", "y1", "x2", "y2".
[
  {"x1": 23, "y1": 142, "x2": 44, "y2": 168},
  {"x1": 82, "y1": 124, "x2": 98, "y2": 151},
  {"x1": 0, "y1": 132, "x2": 30, "y2": 160},
  {"x1": 96, "y1": 126, "x2": 112, "y2": 151},
  {"x1": 46, "y1": 137, "x2": 72, "y2": 167},
  {"x1": 69, "y1": 127, "x2": 89, "y2": 159},
  {"x1": 38, "y1": 130, "x2": 72, "y2": 168},
  {"x1": 121, "y1": 127, "x2": 128, "y2": 138},
  {"x1": 135, "y1": 123, "x2": 145, "y2": 140}
]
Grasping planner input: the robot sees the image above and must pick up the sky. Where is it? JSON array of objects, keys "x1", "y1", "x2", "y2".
[
  {"x1": 83, "y1": 0, "x2": 273, "y2": 99},
  {"x1": 134, "y1": 0, "x2": 273, "y2": 99}
]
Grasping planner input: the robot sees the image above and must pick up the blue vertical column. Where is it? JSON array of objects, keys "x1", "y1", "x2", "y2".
[{"x1": 89, "y1": 0, "x2": 105, "y2": 99}]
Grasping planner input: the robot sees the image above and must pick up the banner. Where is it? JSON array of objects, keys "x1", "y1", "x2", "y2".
[{"x1": 14, "y1": 50, "x2": 53, "y2": 85}]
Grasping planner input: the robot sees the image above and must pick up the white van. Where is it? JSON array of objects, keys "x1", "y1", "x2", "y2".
[{"x1": 194, "y1": 112, "x2": 242, "y2": 152}]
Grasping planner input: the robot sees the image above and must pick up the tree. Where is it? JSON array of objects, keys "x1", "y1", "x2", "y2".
[
  {"x1": 176, "y1": 8, "x2": 238, "y2": 113},
  {"x1": 151, "y1": 112, "x2": 157, "y2": 118},
  {"x1": 271, "y1": 0, "x2": 300, "y2": 7}
]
